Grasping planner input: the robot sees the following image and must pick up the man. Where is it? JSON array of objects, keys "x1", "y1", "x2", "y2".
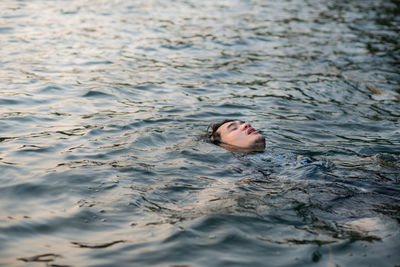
[{"x1": 207, "y1": 119, "x2": 266, "y2": 152}]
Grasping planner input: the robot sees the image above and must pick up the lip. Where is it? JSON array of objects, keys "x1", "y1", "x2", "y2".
[{"x1": 247, "y1": 127, "x2": 257, "y2": 135}]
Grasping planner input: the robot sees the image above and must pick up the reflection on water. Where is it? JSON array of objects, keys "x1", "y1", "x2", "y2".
[{"x1": 0, "y1": 0, "x2": 399, "y2": 266}]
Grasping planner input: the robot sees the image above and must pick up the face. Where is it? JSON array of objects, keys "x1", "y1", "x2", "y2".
[{"x1": 216, "y1": 121, "x2": 265, "y2": 151}]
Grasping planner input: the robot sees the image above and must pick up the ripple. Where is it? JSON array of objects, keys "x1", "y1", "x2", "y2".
[
  {"x1": 0, "y1": 0, "x2": 399, "y2": 266},
  {"x1": 18, "y1": 253, "x2": 62, "y2": 263},
  {"x1": 82, "y1": 90, "x2": 115, "y2": 98},
  {"x1": 71, "y1": 240, "x2": 126, "y2": 249}
]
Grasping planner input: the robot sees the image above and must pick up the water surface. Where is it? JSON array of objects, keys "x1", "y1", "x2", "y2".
[{"x1": 0, "y1": 0, "x2": 399, "y2": 266}]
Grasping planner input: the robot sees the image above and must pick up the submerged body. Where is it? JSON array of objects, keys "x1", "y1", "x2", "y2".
[{"x1": 203, "y1": 120, "x2": 400, "y2": 240}]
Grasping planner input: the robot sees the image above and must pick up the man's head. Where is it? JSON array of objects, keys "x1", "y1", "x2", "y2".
[{"x1": 207, "y1": 119, "x2": 265, "y2": 152}]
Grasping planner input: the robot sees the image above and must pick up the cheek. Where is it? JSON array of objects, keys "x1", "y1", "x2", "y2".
[
  {"x1": 224, "y1": 132, "x2": 250, "y2": 146},
  {"x1": 222, "y1": 132, "x2": 237, "y2": 143}
]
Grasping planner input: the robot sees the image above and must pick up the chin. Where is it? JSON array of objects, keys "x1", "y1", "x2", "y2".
[
  {"x1": 220, "y1": 143, "x2": 264, "y2": 153},
  {"x1": 241, "y1": 137, "x2": 265, "y2": 152},
  {"x1": 252, "y1": 134, "x2": 265, "y2": 148}
]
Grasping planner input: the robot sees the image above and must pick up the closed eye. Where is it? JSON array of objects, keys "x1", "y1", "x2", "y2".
[{"x1": 227, "y1": 122, "x2": 238, "y2": 132}]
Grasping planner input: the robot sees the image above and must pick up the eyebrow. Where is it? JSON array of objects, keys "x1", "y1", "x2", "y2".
[
  {"x1": 227, "y1": 121, "x2": 244, "y2": 131},
  {"x1": 227, "y1": 122, "x2": 236, "y2": 130}
]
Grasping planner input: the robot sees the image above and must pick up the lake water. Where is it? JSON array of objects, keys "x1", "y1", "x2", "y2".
[{"x1": 1, "y1": 0, "x2": 399, "y2": 266}]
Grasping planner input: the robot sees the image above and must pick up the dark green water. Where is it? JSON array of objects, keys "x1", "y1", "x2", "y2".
[{"x1": 1, "y1": 0, "x2": 399, "y2": 266}]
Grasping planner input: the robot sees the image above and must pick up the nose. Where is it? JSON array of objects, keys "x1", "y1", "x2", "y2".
[{"x1": 241, "y1": 123, "x2": 251, "y2": 131}]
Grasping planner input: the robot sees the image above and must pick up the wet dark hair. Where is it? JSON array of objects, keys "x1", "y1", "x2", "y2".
[{"x1": 206, "y1": 119, "x2": 234, "y2": 144}]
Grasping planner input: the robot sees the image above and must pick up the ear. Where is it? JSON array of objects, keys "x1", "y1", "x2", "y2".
[{"x1": 211, "y1": 132, "x2": 221, "y2": 143}]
